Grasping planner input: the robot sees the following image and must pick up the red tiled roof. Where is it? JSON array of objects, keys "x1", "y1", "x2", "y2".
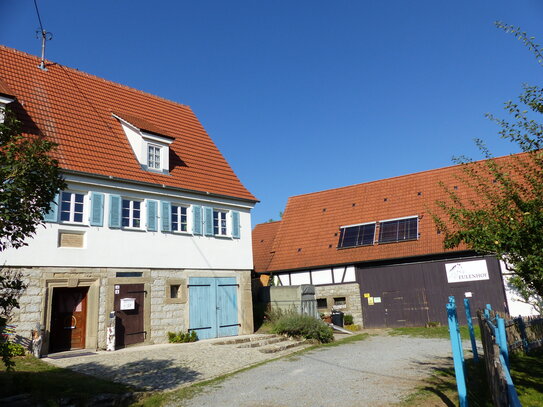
[
  {"x1": 0, "y1": 46, "x2": 256, "y2": 202},
  {"x1": 255, "y1": 155, "x2": 526, "y2": 273},
  {"x1": 0, "y1": 77, "x2": 14, "y2": 97},
  {"x1": 252, "y1": 221, "x2": 281, "y2": 273},
  {"x1": 113, "y1": 112, "x2": 173, "y2": 139}
]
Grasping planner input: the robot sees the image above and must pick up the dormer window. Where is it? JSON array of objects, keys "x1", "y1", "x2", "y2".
[
  {"x1": 148, "y1": 144, "x2": 161, "y2": 170},
  {"x1": 113, "y1": 113, "x2": 174, "y2": 174}
]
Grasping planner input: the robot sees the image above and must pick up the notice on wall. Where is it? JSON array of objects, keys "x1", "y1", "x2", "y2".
[
  {"x1": 368, "y1": 297, "x2": 374, "y2": 306},
  {"x1": 374, "y1": 297, "x2": 382, "y2": 303},
  {"x1": 445, "y1": 260, "x2": 489, "y2": 283},
  {"x1": 120, "y1": 298, "x2": 136, "y2": 310},
  {"x1": 364, "y1": 293, "x2": 371, "y2": 298}
]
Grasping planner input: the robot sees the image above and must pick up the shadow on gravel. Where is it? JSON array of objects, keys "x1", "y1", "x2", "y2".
[{"x1": 67, "y1": 358, "x2": 201, "y2": 391}]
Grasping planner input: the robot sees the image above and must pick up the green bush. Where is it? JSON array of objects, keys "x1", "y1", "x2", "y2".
[
  {"x1": 271, "y1": 313, "x2": 334, "y2": 343},
  {"x1": 167, "y1": 330, "x2": 198, "y2": 343},
  {"x1": 265, "y1": 306, "x2": 297, "y2": 323},
  {"x1": 1, "y1": 342, "x2": 26, "y2": 358},
  {"x1": 344, "y1": 314, "x2": 354, "y2": 325}
]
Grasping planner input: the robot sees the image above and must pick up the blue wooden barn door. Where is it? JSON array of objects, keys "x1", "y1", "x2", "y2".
[
  {"x1": 216, "y1": 278, "x2": 239, "y2": 337},
  {"x1": 189, "y1": 277, "x2": 238, "y2": 340},
  {"x1": 188, "y1": 278, "x2": 217, "y2": 340}
]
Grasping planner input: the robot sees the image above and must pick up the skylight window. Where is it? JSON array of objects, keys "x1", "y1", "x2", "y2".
[{"x1": 338, "y1": 223, "x2": 375, "y2": 248}]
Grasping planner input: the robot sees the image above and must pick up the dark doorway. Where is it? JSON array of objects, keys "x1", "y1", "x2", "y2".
[
  {"x1": 114, "y1": 284, "x2": 145, "y2": 347},
  {"x1": 50, "y1": 287, "x2": 89, "y2": 352}
]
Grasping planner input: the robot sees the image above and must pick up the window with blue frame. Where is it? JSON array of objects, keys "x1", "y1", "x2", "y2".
[
  {"x1": 378, "y1": 217, "x2": 418, "y2": 243},
  {"x1": 338, "y1": 223, "x2": 375, "y2": 248},
  {"x1": 60, "y1": 192, "x2": 85, "y2": 223}
]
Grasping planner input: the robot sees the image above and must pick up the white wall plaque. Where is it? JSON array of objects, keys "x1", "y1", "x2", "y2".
[
  {"x1": 446, "y1": 260, "x2": 489, "y2": 283},
  {"x1": 120, "y1": 298, "x2": 136, "y2": 310}
]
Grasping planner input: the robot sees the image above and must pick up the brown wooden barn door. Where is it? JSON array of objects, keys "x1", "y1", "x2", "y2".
[
  {"x1": 114, "y1": 284, "x2": 145, "y2": 347},
  {"x1": 50, "y1": 287, "x2": 89, "y2": 352}
]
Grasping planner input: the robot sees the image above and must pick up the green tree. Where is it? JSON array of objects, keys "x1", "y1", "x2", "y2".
[
  {"x1": 0, "y1": 108, "x2": 65, "y2": 251},
  {"x1": 0, "y1": 107, "x2": 65, "y2": 368},
  {"x1": 0, "y1": 267, "x2": 27, "y2": 371},
  {"x1": 433, "y1": 23, "x2": 543, "y2": 305}
]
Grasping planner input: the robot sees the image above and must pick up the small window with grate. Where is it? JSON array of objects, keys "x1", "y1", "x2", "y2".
[
  {"x1": 317, "y1": 298, "x2": 328, "y2": 309},
  {"x1": 338, "y1": 223, "x2": 376, "y2": 248},
  {"x1": 333, "y1": 297, "x2": 346, "y2": 306},
  {"x1": 378, "y1": 216, "x2": 418, "y2": 243}
]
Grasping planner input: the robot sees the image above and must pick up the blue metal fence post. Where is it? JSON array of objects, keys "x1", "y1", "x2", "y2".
[
  {"x1": 497, "y1": 316, "x2": 510, "y2": 368},
  {"x1": 447, "y1": 296, "x2": 468, "y2": 407},
  {"x1": 463, "y1": 298, "x2": 479, "y2": 362},
  {"x1": 484, "y1": 304, "x2": 492, "y2": 320}
]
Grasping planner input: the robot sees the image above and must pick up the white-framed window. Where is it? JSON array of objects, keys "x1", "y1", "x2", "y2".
[
  {"x1": 171, "y1": 205, "x2": 189, "y2": 232},
  {"x1": 122, "y1": 199, "x2": 142, "y2": 228},
  {"x1": 147, "y1": 144, "x2": 161, "y2": 170},
  {"x1": 60, "y1": 191, "x2": 85, "y2": 223},
  {"x1": 213, "y1": 209, "x2": 228, "y2": 236}
]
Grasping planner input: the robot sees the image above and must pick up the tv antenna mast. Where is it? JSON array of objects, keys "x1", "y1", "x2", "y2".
[{"x1": 34, "y1": 0, "x2": 52, "y2": 70}]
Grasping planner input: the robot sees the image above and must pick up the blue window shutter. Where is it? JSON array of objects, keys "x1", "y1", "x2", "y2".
[
  {"x1": 44, "y1": 193, "x2": 60, "y2": 222},
  {"x1": 161, "y1": 201, "x2": 171, "y2": 232},
  {"x1": 204, "y1": 206, "x2": 214, "y2": 236},
  {"x1": 147, "y1": 200, "x2": 158, "y2": 232},
  {"x1": 232, "y1": 211, "x2": 240, "y2": 239},
  {"x1": 109, "y1": 195, "x2": 122, "y2": 228},
  {"x1": 193, "y1": 205, "x2": 202, "y2": 235},
  {"x1": 89, "y1": 192, "x2": 104, "y2": 226}
]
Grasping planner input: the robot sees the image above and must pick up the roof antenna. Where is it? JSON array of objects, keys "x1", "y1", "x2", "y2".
[{"x1": 34, "y1": 0, "x2": 52, "y2": 71}]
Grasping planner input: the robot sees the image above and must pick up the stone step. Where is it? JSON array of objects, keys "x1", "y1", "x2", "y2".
[
  {"x1": 212, "y1": 335, "x2": 275, "y2": 346},
  {"x1": 237, "y1": 336, "x2": 288, "y2": 348},
  {"x1": 258, "y1": 339, "x2": 307, "y2": 354}
]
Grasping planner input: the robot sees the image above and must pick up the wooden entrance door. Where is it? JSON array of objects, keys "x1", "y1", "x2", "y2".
[
  {"x1": 114, "y1": 284, "x2": 146, "y2": 347},
  {"x1": 188, "y1": 277, "x2": 239, "y2": 340},
  {"x1": 50, "y1": 287, "x2": 89, "y2": 352}
]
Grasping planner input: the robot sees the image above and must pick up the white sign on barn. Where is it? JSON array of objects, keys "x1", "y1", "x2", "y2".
[{"x1": 446, "y1": 260, "x2": 490, "y2": 283}]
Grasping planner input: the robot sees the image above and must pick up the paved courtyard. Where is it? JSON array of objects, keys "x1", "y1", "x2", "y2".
[
  {"x1": 44, "y1": 334, "x2": 310, "y2": 391},
  {"x1": 44, "y1": 332, "x2": 462, "y2": 406}
]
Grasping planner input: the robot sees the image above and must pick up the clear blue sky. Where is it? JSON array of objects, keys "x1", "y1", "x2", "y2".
[{"x1": 2, "y1": 1, "x2": 542, "y2": 226}]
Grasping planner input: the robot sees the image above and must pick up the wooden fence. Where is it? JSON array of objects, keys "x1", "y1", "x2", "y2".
[
  {"x1": 505, "y1": 315, "x2": 543, "y2": 353},
  {"x1": 477, "y1": 309, "x2": 517, "y2": 407}
]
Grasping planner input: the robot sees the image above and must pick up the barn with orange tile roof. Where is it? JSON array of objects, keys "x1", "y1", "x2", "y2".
[
  {"x1": 1, "y1": 46, "x2": 257, "y2": 353},
  {"x1": 253, "y1": 159, "x2": 528, "y2": 328}
]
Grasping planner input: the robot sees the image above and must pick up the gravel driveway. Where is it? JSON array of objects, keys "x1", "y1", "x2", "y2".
[{"x1": 171, "y1": 335, "x2": 454, "y2": 407}]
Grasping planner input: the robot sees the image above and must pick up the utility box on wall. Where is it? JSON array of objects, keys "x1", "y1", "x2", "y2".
[{"x1": 259, "y1": 284, "x2": 319, "y2": 318}]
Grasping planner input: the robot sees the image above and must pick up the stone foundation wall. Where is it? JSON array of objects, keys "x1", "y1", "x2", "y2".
[
  {"x1": 315, "y1": 283, "x2": 363, "y2": 326},
  {"x1": 8, "y1": 266, "x2": 253, "y2": 352}
]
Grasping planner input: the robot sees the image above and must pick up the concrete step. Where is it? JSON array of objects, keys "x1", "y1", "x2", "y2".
[
  {"x1": 258, "y1": 339, "x2": 307, "y2": 354},
  {"x1": 237, "y1": 336, "x2": 288, "y2": 348}
]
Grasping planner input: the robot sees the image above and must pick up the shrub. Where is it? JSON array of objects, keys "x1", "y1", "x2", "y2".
[
  {"x1": 167, "y1": 330, "x2": 198, "y2": 343},
  {"x1": 265, "y1": 307, "x2": 297, "y2": 323},
  {"x1": 344, "y1": 314, "x2": 354, "y2": 325},
  {"x1": 0, "y1": 342, "x2": 26, "y2": 360},
  {"x1": 271, "y1": 313, "x2": 334, "y2": 343}
]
